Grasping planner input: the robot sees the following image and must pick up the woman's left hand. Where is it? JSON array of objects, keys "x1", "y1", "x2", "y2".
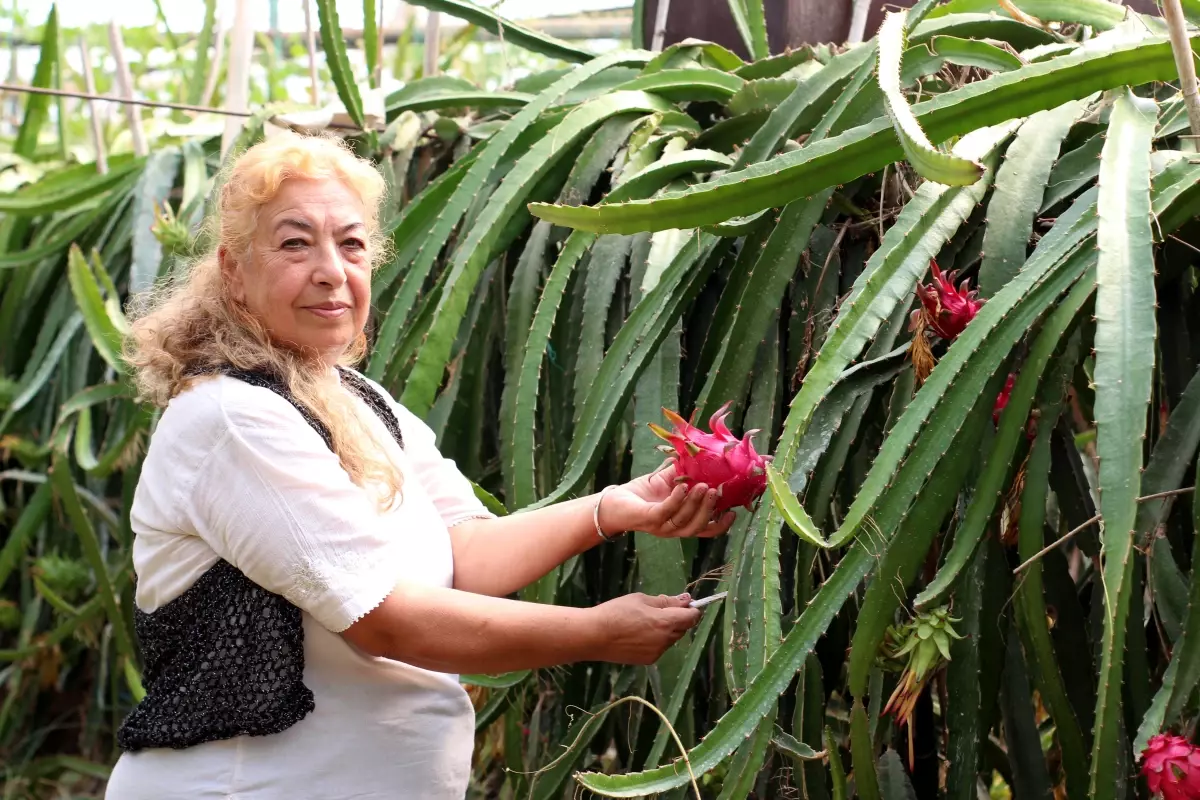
[{"x1": 598, "y1": 463, "x2": 737, "y2": 539}]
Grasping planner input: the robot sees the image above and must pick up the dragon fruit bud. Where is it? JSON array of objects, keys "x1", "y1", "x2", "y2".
[
  {"x1": 993, "y1": 373, "x2": 1016, "y2": 426},
  {"x1": 649, "y1": 402, "x2": 769, "y2": 514},
  {"x1": 1141, "y1": 734, "x2": 1200, "y2": 800},
  {"x1": 915, "y1": 260, "x2": 984, "y2": 341}
]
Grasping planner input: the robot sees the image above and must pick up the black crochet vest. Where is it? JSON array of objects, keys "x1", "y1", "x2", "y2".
[{"x1": 116, "y1": 367, "x2": 405, "y2": 752}]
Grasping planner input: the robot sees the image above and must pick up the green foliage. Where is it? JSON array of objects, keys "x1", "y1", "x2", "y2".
[{"x1": 3, "y1": 1, "x2": 1200, "y2": 797}]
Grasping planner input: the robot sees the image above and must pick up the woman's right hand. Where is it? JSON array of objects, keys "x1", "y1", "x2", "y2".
[{"x1": 588, "y1": 592, "x2": 702, "y2": 665}]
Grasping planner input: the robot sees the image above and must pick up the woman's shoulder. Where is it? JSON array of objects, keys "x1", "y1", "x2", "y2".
[
  {"x1": 344, "y1": 369, "x2": 436, "y2": 444},
  {"x1": 155, "y1": 373, "x2": 317, "y2": 447}
]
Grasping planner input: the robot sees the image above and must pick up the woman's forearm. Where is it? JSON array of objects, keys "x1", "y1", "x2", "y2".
[
  {"x1": 341, "y1": 581, "x2": 603, "y2": 674},
  {"x1": 448, "y1": 493, "x2": 610, "y2": 596}
]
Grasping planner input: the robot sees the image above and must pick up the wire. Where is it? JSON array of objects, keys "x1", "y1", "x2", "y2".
[{"x1": 0, "y1": 82, "x2": 364, "y2": 131}]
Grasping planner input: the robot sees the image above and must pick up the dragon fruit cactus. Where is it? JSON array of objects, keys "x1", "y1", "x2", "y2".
[
  {"x1": 1142, "y1": 734, "x2": 1200, "y2": 800},
  {"x1": 648, "y1": 403, "x2": 770, "y2": 514}
]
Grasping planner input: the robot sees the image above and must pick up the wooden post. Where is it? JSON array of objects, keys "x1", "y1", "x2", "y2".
[
  {"x1": 1162, "y1": 0, "x2": 1200, "y2": 145},
  {"x1": 77, "y1": 36, "x2": 107, "y2": 174},
  {"x1": 221, "y1": 0, "x2": 254, "y2": 158},
  {"x1": 107, "y1": 22, "x2": 147, "y2": 157},
  {"x1": 650, "y1": 0, "x2": 671, "y2": 52},
  {"x1": 303, "y1": 0, "x2": 320, "y2": 105},
  {"x1": 423, "y1": 11, "x2": 440, "y2": 77},
  {"x1": 200, "y1": 19, "x2": 225, "y2": 108},
  {"x1": 847, "y1": 0, "x2": 871, "y2": 43}
]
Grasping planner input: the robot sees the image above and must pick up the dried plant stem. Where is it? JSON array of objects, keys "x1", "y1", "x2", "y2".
[{"x1": 1013, "y1": 487, "x2": 1196, "y2": 574}]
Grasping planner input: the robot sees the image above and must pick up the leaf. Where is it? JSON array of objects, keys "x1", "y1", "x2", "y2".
[
  {"x1": 0, "y1": 482, "x2": 52, "y2": 590},
  {"x1": 0, "y1": 159, "x2": 143, "y2": 216},
  {"x1": 980, "y1": 100, "x2": 1087, "y2": 297},
  {"x1": 48, "y1": 452, "x2": 135, "y2": 673},
  {"x1": 734, "y1": 44, "x2": 876, "y2": 169},
  {"x1": 402, "y1": 0, "x2": 595, "y2": 63},
  {"x1": 908, "y1": 13, "x2": 1060, "y2": 50},
  {"x1": 66, "y1": 246, "x2": 125, "y2": 374},
  {"x1": 727, "y1": 0, "x2": 768, "y2": 60},
  {"x1": 772, "y1": 728, "x2": 823, "y2": 761},
  {"x1": 187, "y1": 0, "x2": 217, "y2": 105},
  {"x1": 532, "y1": 234, "x2": 723, "y2": 510},
  {"x1": 507, "y1": 154, "x2": 734, "y2": 512},
  {"x1": 385, "y1": 75, "x2": 534, "y2": 116},
  {"x1": 315, "y1": 0, "x2": 365, "y2": 130},
  {"x1": 878, "y1": 11, "x2": 985, "y2": 186},
  {"x1": 767, "y1": 464, "x2": 828, "y2": 548},
  {"x1": 878, "y1": 750, "x2": 918, "y2": 800},
  {"x1": 1012, "y1": 335, "x2": 1089, "y2": 798},
  {"x1": 850, "y1": 699, "x2": 880, "y2": 800},
  {"x1": 14, "y1": 5, "x2": 58, "y2": 159},
  {"x1": 847, "y1": 375, "x2": 998, "y2": 697},
  {"x1": 1088, "y1": 88, "x2": 1157, "y2": 800},
  {"x1": 1136, "y1": 367, "x2": 1200, "y2": 745},
  {"x1": 926, "y1": 0, "x2": 1128, "y2": 29},
  {"x1": 369, "y1": 51, "x2": 651, "y2": 383},
  {"x1": 129, "y1": 147, "x2": 181, "y2": 295},
  {"x1": 914, "y1": 268, "x2": 1096, "y2": 610},
  {"x1": 529, "y1": 33, "x2": 1186, "y2": 233},
  {"x1": 944, "y1": 541, "x2": 988, "y2": 800},
  {"x1": 1000, "y1": 629, "x2": 1055, "y2": 799},
  {"x1": 616, "y1": 67, "x2": 745, "y2": 103},
  {"x1": 364, "y1": 0, "x2": 379, "y2": 88}
]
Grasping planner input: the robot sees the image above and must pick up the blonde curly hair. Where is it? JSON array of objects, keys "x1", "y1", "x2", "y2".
[{"x1": 125, "y1": 131, "x2": 403, "y2": 509}]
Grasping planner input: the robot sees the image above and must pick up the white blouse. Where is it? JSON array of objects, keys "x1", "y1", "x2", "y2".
[{"x1": 104, "y1": 369, "x2": 494, "y2": 800}]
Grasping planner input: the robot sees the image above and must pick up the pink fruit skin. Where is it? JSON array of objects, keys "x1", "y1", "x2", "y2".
[
  {"x1": 1142, "y1": 734, "x2": 1200, "y2": 800},
  {"x1": 651, "y1": 403, "x2": 769, "y2": 514},
  {"x1": 916, "y1": 260, "x2": 985, "y2": 341},
  {"x1": 993, "y1": 373, "x2": 1016, "y2": 427}
]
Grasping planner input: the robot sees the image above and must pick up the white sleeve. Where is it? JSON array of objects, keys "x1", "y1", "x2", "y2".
[
  {"x1": 359, "y1": 375, "x2": 498, "y2": 528},
  {"x1": 392, "y1": 404, "x2": 497, "y2": 527},
  {"x1": 182, "y1": 385, "x2": 408, "y2": 633}
]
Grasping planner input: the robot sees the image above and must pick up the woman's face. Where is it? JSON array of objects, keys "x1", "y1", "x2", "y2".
[{"x1": 224, "y1": 177, "x2": 371, "y2": 364}]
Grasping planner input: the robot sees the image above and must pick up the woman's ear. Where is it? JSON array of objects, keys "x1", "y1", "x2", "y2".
[{"x1": 218, "y1": 247, "x2": 246, "y2": 303}]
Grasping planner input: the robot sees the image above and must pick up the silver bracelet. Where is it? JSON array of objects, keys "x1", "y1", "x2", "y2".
[{"x1": 593, "y1": 485, "x2": 618, "y2": 543}]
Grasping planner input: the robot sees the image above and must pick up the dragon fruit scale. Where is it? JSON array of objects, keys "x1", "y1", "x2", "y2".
[
  {"x1": 648, "y1": 403, "x2": 770, "y2": 514},
  {"x1": 1142, "y1": 734, "x2": 1200, "y2": 800}
]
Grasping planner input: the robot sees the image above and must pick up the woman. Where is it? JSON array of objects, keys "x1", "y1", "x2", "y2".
[{"x1": 104, "y1": 132, "x2": 736, "y2": 799}]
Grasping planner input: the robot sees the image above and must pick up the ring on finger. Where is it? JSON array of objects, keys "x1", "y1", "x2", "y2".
[{"x1": 667, "y1": 517, "x2": 681, "y2": 529}]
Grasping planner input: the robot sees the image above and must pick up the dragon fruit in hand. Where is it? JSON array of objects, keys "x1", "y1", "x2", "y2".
[
  {"x1": 648, "y1": 403, "x2": 770, "y2": 514},
  {"x1": 1142, "y1": 734, "x2": 1200, "y2": 800}
]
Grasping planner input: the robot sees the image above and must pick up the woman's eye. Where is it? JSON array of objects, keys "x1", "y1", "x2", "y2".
[
  {"x1": 342, "y1": 238, "x2": 366, "y2": 251},
  {"x1": 282, "y1": 238, "x2": 307, "y2": 250}
]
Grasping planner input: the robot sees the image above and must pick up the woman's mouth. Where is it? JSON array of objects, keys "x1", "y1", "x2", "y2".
[{"x1": 304, "y1": 302, "x2": 350, "y2": 319}]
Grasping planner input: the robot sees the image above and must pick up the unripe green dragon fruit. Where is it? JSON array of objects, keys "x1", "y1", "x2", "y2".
[
  {"x1": 648, "y1": 402, "x2": 771, "y2": 514},
  {"x1": 880, "y1": 605, "x2": 963, "y2": 767}
]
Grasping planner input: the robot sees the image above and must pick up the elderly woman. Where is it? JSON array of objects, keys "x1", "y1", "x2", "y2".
[{"x1": 103, "y1": 132, "x2": 736, "y2": 800}]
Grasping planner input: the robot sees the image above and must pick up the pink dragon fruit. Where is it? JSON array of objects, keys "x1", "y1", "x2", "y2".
[
  {"x1": 1142, "y1": 734, "x2": 1200, "y2": 800},
  {"x1": 911, "y1": 260, "x2": 985, "y2": 342},
  {"x1": 648, "y1": 403, "x2": 769, "y2": 514},
  {"x1": 993, "y1": 373, "x2": 1016, "y2": 427}
]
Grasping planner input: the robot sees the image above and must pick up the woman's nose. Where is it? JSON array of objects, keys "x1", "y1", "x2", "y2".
[{"x1": 312, "y1": 242, "x2": 348, "y2": 287}]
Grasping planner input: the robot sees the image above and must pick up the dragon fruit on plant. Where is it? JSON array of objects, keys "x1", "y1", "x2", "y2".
[
  {"x1": 1142, "y1": 734, "x2": 1200, "y2": 800},
  {"x1": 992, "y1": 373, "x2": 1017, "y2": 426},
  {"x1": 648, "y1": 403, "x2": 770, "y2": 514},
  {"x1": 908, "y1": 259, "x2": 986, "y2": 384},
  {"x1": 911, "y1": 259, "x2": 986, "y2": 341}
]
